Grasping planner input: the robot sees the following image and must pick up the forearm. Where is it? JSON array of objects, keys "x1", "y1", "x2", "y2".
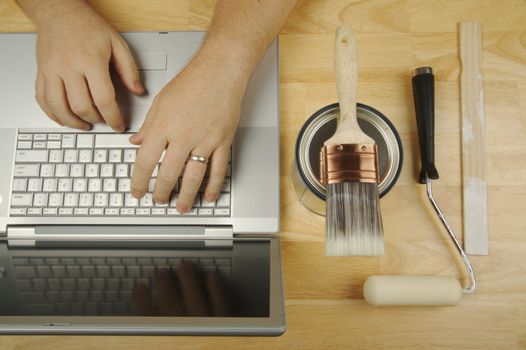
[
  {"x1": 15, "y1": 0, "x2": 96, "y2": 29},
  {"x1": 193, "y1": 0, "x2": 297, "y2": 87}
]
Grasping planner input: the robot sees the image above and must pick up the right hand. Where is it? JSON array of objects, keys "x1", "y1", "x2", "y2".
[{"x1": 33, "y1": 2, "x2": 144, "y2": 131}]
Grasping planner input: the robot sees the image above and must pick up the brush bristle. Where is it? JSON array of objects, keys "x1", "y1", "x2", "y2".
[{"x1": 326, "y1": 182, "x2": 384, "y2": 256}]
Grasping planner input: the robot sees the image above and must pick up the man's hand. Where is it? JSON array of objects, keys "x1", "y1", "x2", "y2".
[
  {"x1": 130, "y1": 57, "x2": 244, "y2": 213},
  {"x1": 17, "y1": 0, "x2": 144, "y2": 131}
]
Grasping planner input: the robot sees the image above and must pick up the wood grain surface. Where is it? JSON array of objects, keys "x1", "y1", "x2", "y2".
[{"x1": 1, "y1": 0, "x2": 525, "y2": 349}]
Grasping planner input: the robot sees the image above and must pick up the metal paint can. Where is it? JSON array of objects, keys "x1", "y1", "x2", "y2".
[{"x1": 292, "y1": 103, "x2": 403, "y2": 215}]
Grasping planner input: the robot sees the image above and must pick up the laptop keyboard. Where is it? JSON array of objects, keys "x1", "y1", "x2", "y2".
[
  {"x1": 12, "y1": 255, "x2": 232, "y2": 316},
  {"x1": 10, "y1": 132, "x2": 231, "y2": 217}
]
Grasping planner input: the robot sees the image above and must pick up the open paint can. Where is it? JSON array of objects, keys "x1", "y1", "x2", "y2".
[{"x1": 292, "y1": 103, "x2": 403, "y2": 215}]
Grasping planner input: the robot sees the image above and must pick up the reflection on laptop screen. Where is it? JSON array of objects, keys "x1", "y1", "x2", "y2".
[{"x1": 0, "y1": 241, "x2": 270, "y2": 318}]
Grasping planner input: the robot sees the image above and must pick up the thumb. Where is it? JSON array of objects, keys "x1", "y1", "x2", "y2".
[{"x1": 111, "y1": 36, "x2": 145, "y2": 95}]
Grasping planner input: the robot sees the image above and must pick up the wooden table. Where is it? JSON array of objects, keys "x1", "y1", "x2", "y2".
[{"x1": 1, "y1": 1, "x2": 525, "y2": 349}]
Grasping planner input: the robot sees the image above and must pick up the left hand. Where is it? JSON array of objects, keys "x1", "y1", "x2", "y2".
[{"x1": 129, "y1": 57, "x2": 246, "y2": 213}]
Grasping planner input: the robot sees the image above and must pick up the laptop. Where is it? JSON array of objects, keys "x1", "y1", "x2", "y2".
[{"x1": 0, "y1": 32, "x2": 284, "y2": 335}]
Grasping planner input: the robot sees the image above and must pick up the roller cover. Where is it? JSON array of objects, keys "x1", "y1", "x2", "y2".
[{"x1": 363, "y1": 275, "x2": 462, "y2": 306}]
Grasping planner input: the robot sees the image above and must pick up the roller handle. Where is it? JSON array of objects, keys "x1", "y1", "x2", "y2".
[{"x1": 412, "y1": 67, "x2": 439, "y2": 184}]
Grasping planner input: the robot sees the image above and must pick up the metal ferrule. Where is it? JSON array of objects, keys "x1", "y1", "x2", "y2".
[{"x1": 320, "y1": 144, "x2": 380, "y2": 185}]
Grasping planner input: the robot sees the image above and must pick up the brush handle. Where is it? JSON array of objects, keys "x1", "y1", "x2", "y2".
[
  {"x1": 412, "y1": 67, "x2": 439, "y2": 183},
  {"x1": 325, "y1": 24, "x2": 373, "y2": 146}
]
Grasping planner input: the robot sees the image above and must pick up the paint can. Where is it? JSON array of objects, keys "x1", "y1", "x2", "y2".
[{"x1": 292, "y1": 103, "x2": 403, "y2": 215}]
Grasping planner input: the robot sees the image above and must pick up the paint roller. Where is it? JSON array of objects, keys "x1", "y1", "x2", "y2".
[{"x1": 363, "y1": 67, "x2": 476, "y2": 306}]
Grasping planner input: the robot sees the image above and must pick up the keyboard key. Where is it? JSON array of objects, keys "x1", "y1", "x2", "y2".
[
  {"x1": 167, "y1": 208, "x2": 181, "y2": 216},
  {"x1": 48, "y1": 134, "x2": 61, "y2": 141},
  {"x1": 85, "y1": 164, "x2": 99, "y2": 177},
  {"x1": 70, "y1": 164, "x2": 85, "y2": 177},
  {"x1": 18, "y1": 133, "x2": 32, "y2": 141},
  {"x1": 108, "y1": 149, "x2": 122, "y2": 163},
  {"x1": 94, "y1": 149, "x2": 107, "y2": 163},
  {"x1": 198, "y1": 208, "x2": 213, "y2": 216},
  {"x1": 123, "y1": 149, "x2": 136, "y2": 163},
  {"x1": 95, "y1": 134, "x2": 136, "y2": 148},
  {"x1": 14, "y1": 164, "x2": 39, "y2": 177},
  {"x1": 77, "y1": 134, "x2": 94, "y2": 148},
  {"x1": 43, "y1": 178, "x2": 57, "y2": 192},
  {"x1": 15, "y1": 266, "x2": 37, "y2": 278},
  {"x1": 27, "y1": 208, "x2": 42, "y2": 215},
  {"x1": 73, "y1": 178, "x2": 87, "y2": 192},
  {"x1": 183, "y1": 208, "x2": 198, "y2": 216},
  {"x1": 136, "y1": 208, "x2": 150, "y2": 216},
  {"x1": 109, "y1": 193, "x2": 123, "y2": 207},
  {"x1": 88, "y1": 178, "x2": 102, "y2": 192},
  {"x1": 17, "y1": 141, "x2": 32, "y2": 149},
  {"x1": 33, "y1": 141, "x2": 46, "y2": 149},
  {"x1": 118, "y1": 178, "x2": 131, "y2": 192},
  {"x1": 124, "y1": 193, "x2": 139, "y2": 207},
  {"x1": 74, "y1": 208, "x2": 89, "y2": 215},
  {"x1": 120, "y1": 208, "x2": 135, "y2": 215},
  {"x1": 201, "y1": 197, "x2": 216, "y2": 208},
  {"x1": 49, "y1": 193, "x2": 64, "y2": 206},
  {"x1": 104, "y1": 208, "x2": 119, "y2": 216},
  {"x1": 140, "y1": 193, "x2": 153, "y2": 207},
  {"x1": 12, "y1": 178, "x2": 27, "y2": 191},
  {"x1": 222, "y1": 178, "x2": 231, "y2": 192},
  {"x1": 34, "y1": 134, "x2": 46, "y2": 141},
  {"x1": 58, "y1": 208, "x2": 73, "y2": 216},
  {"x1": 214, "y1": 208, "x2": 230, "y2": 216},
  {"x1": 79, "y1": 193, "x2": 94, "y2": 207},
  {"x1": 40, "y1": 164, "x2": 55, "y2": 177},
  {"x1": 151, "y1": 208, "x2": 166, "y2": 215},
  {"x1": 58, "y1": 178, "x2": 73, "y2": 192},
  {"x1": 33, "y1": 193, "x2": 48, "y2": 207},
  {"x1": 47, "y1": 140, "x2": 61, "y2": 149},
  {"x1": 49, "y1": 150, "x2": 64, "y2": 162},
  {"x1": 217, "y1": 193, "x2": 231, "y2": 207},
  {"x1": 28, "y1": 178, "x2": 43, "y2": 192},
  {"x1": 16, "y1": 150, "x2": 48, "y2": 162},
  {"x1": 100, "y1": 164, "x2": 114, "y2": 177},
  {"x1": 64, "y1": 193, "x2": 79, "y2": 207},
  {"x1": 11, "y1": 193, "x2": 32, "y2": 206},
  {"x1": 89, "y1": 208, "x2": 104, "y2": 215},
  {"x1": 55, "y1": 164, "x2": 69, "y2": 177},
  {"x1": 64, "y1": 149, "x2": 78, "y2": 163},
  {"x1": 148, "y1": 178, "x2": 156, "y2": 192},
  {"x1": 103, "y1": 178, "x2": 117, "y2": 192},
  {"x1": 10, "y1": 208, "x2": 27, "y2": 216},
  {"x1": 115, "y1": 164, "x2": 129, "y2": 177},
  {"x1": 62, "y1": 134, "x2": 76, "y2": 148},
  {"x1": 94, "y1": 193, "x2": 108, "y2": 206},
  {"x1": 43, "y1": 208, "x2": 58, "y2": 215},
  {"x1": 79, "y1": 149, "x2": 93, "y2": 163}
]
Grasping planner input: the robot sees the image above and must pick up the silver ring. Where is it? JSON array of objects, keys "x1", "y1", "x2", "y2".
[{"x1": 188, "y1": 154, "x2": 209, "y2": 164}]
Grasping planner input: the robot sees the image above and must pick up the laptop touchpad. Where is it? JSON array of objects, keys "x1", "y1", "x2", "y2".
[{"x1": 114, "y1": 51, "x2": 168, "y2": 107}]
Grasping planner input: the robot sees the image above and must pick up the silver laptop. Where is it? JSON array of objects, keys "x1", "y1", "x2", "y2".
[{"x1": 0, "y1": 32, "x2": 284, "y2": 335}]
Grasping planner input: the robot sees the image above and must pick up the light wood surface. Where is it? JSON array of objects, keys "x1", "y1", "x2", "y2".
[
  {"x1": 460, "y1": 21, "x2": 489, "y2": 255},
  {"x1": 1, "y1": 0, "x2": 525, "y2": 349}
]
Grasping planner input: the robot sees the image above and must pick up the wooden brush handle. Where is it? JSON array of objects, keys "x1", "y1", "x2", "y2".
[{"x1": 326, "y1": 23, "x2": 374, "y2": 146}]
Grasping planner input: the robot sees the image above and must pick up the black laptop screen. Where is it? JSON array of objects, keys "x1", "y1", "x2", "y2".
[{"x1": 0, "y1": 240, "x2": 270, "y2": 318}]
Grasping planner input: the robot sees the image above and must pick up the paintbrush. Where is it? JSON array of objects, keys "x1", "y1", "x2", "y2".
[{"x1": 320, "y1": 23, "x2": 384, "y2": 256}]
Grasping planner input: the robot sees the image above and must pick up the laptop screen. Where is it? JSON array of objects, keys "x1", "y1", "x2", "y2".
[{"x1": 0, "y1": 240, "x2": 270, "y2": 318}]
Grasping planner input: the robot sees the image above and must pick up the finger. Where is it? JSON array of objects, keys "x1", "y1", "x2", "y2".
[
  {"x1": 204, "y1": 145, "x2": 230, "y2": 202},
  {"x1": 132, "y1": 281, "x2": 156, "y2": 316},
  {"x1": 177, "y1": 149, "x2": 211, "y2": 213},
  {"x1": 111, "y1": 36, "x2": 144, "y2": 95},
  {"x1": 129, "y1": 98, "x2": 157, "y2": 145},
  {"x1": 206, "y1": 269, "x2": 230, "y2": 317},
  {"x1": 35, "y1": 72, "x2": 63, "y2": 126},
  {"x1": 45, "y1": 77, "x2": 91, "y2": 130},
  {"x1": 131, "y1": 132, "x2": 167, "y2": 198},
  {"x1": 86, "y1": 69, "x2": 125, "y2": 131},
  {"x1": 64, "y1": 75, "x2": 104, "y2": 124},
  {"x1": 153, "y1": 143, "x2": 188, "y2": 204},
  {"x1": 176, "y1": 261, "x2": 209, "y2": 316},
  {"x1": 154, "y1": 268, "x2": 186, "y2": 316}
]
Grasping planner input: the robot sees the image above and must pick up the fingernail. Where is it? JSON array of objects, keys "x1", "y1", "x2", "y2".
[
  {"x1": 177, "y1": 205, "x2": 189, "y2": 213},
  {"x1": 134, "y1": 80, "x2": 145, "y2": 93},
  {"x1": 206, "y1": 194, "x2": 218, "y2": 202},
  {"x1": 132, "y1": 190, "x2": 144, "y2": 199},
  {"x1": 115, "y1": 125, "x2": 126, "y2": 132}
]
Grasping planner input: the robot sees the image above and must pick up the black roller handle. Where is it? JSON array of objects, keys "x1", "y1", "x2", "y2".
[{"x1": 412, "y1": 66, "x2": 439, "y2": 184}]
